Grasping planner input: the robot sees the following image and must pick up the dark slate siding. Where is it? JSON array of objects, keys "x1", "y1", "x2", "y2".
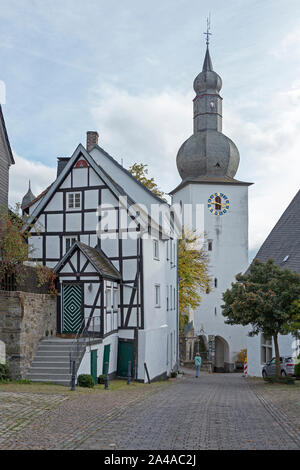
[
  {"x1": 0, "y1": 146, "x2": 9, "y2": 209},
  {"x1": 254, "y1": 190, "x2": 300, "y2": 274}
]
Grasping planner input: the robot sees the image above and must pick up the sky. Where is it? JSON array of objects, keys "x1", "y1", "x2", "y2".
[{"x1": 2, "y1": 0, "x2": 300, "y2": 260}]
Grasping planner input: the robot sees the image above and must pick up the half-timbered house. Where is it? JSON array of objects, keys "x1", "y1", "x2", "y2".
[{"x1": 23, "y1": 132, "x2": 179, "y2": 384}]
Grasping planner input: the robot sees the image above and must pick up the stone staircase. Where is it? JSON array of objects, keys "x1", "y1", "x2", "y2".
[{"x1": 26, "y1": 338, "x2": 86, "y2": 386}]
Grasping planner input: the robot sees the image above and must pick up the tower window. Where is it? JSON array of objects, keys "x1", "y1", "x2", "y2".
[
  {"x1": 208, "y1": 240, "x2": 213, "y2": 251},
  {"x1": 215, "y1": 196, "x2": 221, "y2": 211},
  {"x1": 214, "y1": 278, "x2": 218, "y2": 288}
]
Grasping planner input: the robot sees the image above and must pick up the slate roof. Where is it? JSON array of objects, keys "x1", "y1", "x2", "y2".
[
  {"x1": 55, "y1": 241, "x2": 121, "y2": 280},
  {"x1": 169, "y1": 175, "x2": 253, "y2": 195},
  {"x1": 253, "y1": 189, "x2": 300, "y2": 274},
  {"x1": 0, "y1": 105, "x2": 14, "y2": 165}
]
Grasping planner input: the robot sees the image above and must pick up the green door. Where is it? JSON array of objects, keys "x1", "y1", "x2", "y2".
[
  {"x1": 102, "y1": 344, "x2": 111, "y2": 374},
  {"x1": 62, "y1": 283, "x2": 82, "y2": 333},
  {"x1": 90, "y1": 350, "x2": 98, "y2": 384},
  {"x1": 117, "y1": 340, "x2": 134, "y2": 378}
]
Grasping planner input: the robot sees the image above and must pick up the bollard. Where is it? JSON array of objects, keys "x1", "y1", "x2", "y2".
[
  {"x1": 104, "y1": 361, "x2": 109, "y2": 390},
  {"x1": 71, "y1": 359, "x2": 76, "y2": 391},
  {"x1": 127, "y1": 360, "x2": 131, "y2": 385}
]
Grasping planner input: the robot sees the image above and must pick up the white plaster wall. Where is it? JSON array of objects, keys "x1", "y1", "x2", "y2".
[
  {"x1": 45, "y1": 192, "x2": 63, "y2": 212},
  {"x1": 66, "y1": 213, "x2": 81, "y2": 232},
  {"x1": 247, "y1": 333, "x2": 300, "y2": 377},
  {"x1": 46, "y1": 236, "x2": 60, "y2": 258},
  {"x1": 76, "y1": 333, "x2": 119, "y2": 378},
  {"x1": 172, "y1": 183, "x2": 249, "y2": 366},
  {"x1": 47, "y1": 214, "x2": 63, "y2": 232},
  {"x1": 72, "y1": 167, "x2": 88, "y2": 187},
  {"x1": 28, "y1": 235, "x2": 42, "y2": 259}
]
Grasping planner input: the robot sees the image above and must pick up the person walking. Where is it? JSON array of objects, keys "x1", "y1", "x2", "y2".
[{"x1": 194, "y1": 353, "x2": 202, "y2": 378}]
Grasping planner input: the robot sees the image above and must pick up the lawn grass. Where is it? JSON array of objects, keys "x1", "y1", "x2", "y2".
[{"x1": 0, "y1": 378, "x2": 170, "y2": 396}]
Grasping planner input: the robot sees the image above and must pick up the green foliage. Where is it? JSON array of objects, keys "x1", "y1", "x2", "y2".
[
  {"x1": 294, "y1": 362, "x2": 300, "y2": 378},
  {"x1": 222, "y1": 258, "x2": 300, "y2": 377},
  {"x1": 178, "y1": 230, "x2": 210, "y2": 326},
  {"x1": 263, "y1": 375, "x2": 295, "y2": 385},
  {"x1": 77, "y1": 374, "x2": 95, "y2": 388},
  {"x1": 98, "y1": 374, "x2": 105, "y2": 384},
  {"x1": 0, "y1": 362, "x2": 10, "y2": 382},
  {"x1": 0, "y1": 206, "x2": 30, "y2": 282},
  {"x1": 128, "y1": 163, "x2": 166, "y2": 200},
  {"x1": 222, "y1": 259, "x2": 300, "y2": 337}
]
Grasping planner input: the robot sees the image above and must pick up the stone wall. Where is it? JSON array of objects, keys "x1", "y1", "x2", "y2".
[{"x1": 0, "y1": 291, "x2": 56, "y2": 378}]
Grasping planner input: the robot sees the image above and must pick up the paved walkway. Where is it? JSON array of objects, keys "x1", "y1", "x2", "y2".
[{"x1": 1, "y1": 371, "x2": 300, "y2": 450}]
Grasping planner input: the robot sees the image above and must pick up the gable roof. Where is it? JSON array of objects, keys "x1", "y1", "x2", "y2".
[
  {"x1": 23, "y1": 144, "x2": 137, "y2": 229},
  {"x1": 0, "y1": 105, "x2": 14, "y2": 165},
  {"x1": 252, "y1": 189, "x2": 300, "y2": 274},
  {"x1": 23, "y1": 143, "x2": 168, "y2": 237},
  {"x1": 90, "y1": 143, "x2": 168, "y2": 205},
  {"x1": 55, "y1": 241, "x2": 121, "y2": 280}
]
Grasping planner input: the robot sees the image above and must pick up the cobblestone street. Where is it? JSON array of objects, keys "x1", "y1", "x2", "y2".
[{"x1": 1, "y1": 370, "x2": 300, "y2": 450}]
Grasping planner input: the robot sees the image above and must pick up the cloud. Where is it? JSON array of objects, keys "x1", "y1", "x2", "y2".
[
  {"x1": 9, "y1": 153, "x2": 56, "y2": 208},
  {"x1": 90, "y1": 84, "x2": 192, "y2": 193},
  {"x1": 8, "y1": 79, "x2": 300, "y2": 258},
  {"x1": 91, "y1": 83, "x2": 300, "y2": 253}
]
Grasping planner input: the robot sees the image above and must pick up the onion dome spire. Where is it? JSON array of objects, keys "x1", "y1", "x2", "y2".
[
  {"x1": 21, "y1": 180, "x2": 36, "y2": 209},
  {"x1": 176, "y1": 24, "x2": 240, "y2": 181}
]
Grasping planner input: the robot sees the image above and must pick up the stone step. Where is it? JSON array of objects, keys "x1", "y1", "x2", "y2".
[
  {"x1": 32, "y1": 361, "x2": 70, "y2": 368},
  {"x1": 28, "y1": 378, "x2": 70, "y2": 386},
  {"x1": 33, "y1": 352, "x2": 70, "y2": 362},
  {"x1": 38, "y1": 345, "x2": 74, "y2": 352},
  {"x1": 27, "y1": 372, "x2": 72, "y2": 381},
  {"x1": 29, "y1": 368, "x2": 70, "y2": 375},
  {"x1": 35, "y1": 350, "x2": 73, "y2": 356}
]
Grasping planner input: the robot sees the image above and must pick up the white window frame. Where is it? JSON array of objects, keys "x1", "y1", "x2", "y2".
[
  {"x1": 106, "y1": 288, "x2": 112, "y2": 313},
  {"x1": 261, "y1": 334, "x2": 272, "y2": 364},
  {"x1": 65, "y1": 236, "x2": 78, "y2": 253},
  {"x1": 153, "y1": 239, "x2": 159, "y2": 260},
  {"x1": 155, "y1": 284, "x2": 161, "y2": 308},
  {"x1": 113, "y1": 287, "x2": 119, "y2": 312},
  {"x1": 67, "y1": 192, "x2": 81, "y2": 210}
]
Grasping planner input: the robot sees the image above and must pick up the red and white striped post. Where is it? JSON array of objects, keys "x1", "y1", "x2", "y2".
[{"x1": 242, "y1": 357, "x2": 248, "y2": 377}]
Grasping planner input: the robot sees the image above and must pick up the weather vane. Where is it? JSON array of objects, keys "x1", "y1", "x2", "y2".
[{"x1": 204, "y1": 14, "x2": 212, "y2": 46}]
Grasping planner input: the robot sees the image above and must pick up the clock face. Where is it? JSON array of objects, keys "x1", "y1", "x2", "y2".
[{"x1": 207, "y1": 192, "x2": 230, "y2": 216}]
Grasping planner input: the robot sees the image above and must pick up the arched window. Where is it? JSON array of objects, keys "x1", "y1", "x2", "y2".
[{"x1": 215, "y1": 196, "x2": 221, "y2": 211}]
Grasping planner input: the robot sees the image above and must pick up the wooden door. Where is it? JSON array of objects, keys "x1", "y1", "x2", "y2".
[
  {"x1": 117, "y1": 340, "x2": 134, "y2": 378},
  {"x1": 90, "y1": 349, "x2": 98, "y2": 384},
  {"x1": 62, "y1": 283, "x2": 83, "y2": 333}
]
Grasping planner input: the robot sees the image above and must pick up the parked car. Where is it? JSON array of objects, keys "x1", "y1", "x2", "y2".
[{"x1": 262, "y1": 356, "x2": 295, "y2": 378}]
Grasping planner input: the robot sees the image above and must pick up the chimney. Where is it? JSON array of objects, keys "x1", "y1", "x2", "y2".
[
  {"x1": 57, "y1": 157, "x2": 70, "y2": 177},
  {"x1": 86, "y1": 131, "x2": 99, "y2": 151}
]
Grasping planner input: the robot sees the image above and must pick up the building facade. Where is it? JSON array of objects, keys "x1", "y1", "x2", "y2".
[
  {"x1": 247, "y1": 189, "x2": 300, "y2": 376},
  {"x1": 23, "y1": 134, "x2": 179, "y2": 383},
  {"x1": 0, "y1": 105, "x2": 14, "y2": 210},
  {"x1": 170, "y1": 44, "x2": 252, "y2": 371}
]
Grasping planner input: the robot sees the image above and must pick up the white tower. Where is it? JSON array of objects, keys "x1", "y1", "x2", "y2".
[{"x1": 170, "y1": 40, "x2": 253, "y2": 371}]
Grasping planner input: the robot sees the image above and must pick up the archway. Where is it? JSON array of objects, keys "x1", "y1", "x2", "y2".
[{"x1": 215, "y1": 336, "x2": 230, "y2": 372}]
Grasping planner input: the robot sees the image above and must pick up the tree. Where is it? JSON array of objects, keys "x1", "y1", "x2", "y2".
[
  {"x1": 178, "y1": 230, "x2": 211, "y2": 330},
  {"x1": 222, "y1": 259, "x2": 300, "y2": 377},
  {"x1": 128, "y1": 163, "x2": 166, "y2": 200},
  {"x1": 0, "y1": 205, "x2": 56, "y2": 295},
  {"x1": 128, "y1": 163, "x2": 211, "y2": 331}
]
